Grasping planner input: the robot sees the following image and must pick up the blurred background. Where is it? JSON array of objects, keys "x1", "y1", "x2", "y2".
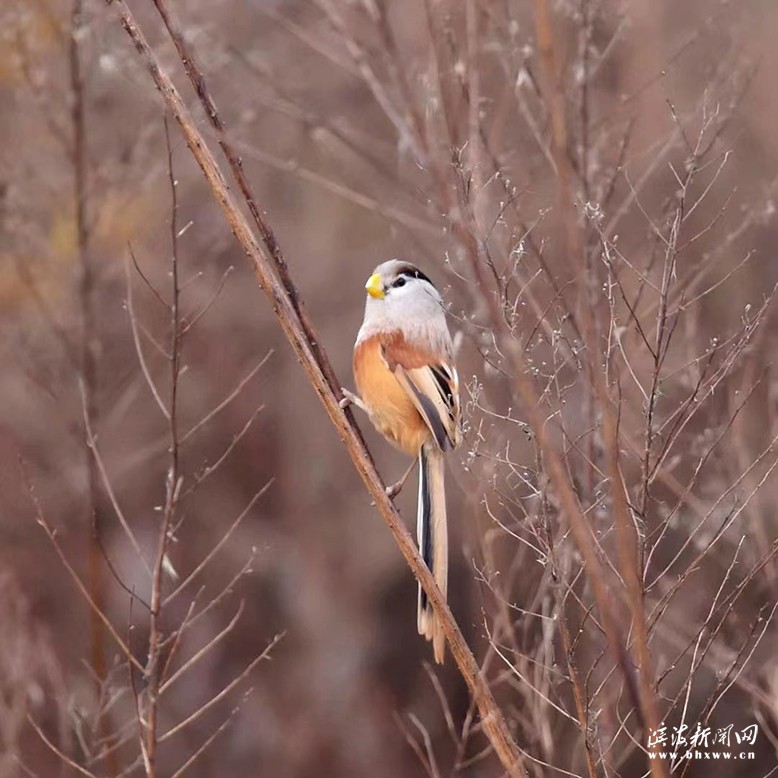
[{"x1": 1, "y1": 0, "x2": 778, "y2": 776}]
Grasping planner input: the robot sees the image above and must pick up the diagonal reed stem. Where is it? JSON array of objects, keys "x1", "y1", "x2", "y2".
[{"x1": 104, "y1": 1, "x2": 527, "y2": 774}]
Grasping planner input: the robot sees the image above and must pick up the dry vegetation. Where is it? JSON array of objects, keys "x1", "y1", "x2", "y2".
[{"x1": 1, "y1": 0, "x2": 778, "y2": 776}]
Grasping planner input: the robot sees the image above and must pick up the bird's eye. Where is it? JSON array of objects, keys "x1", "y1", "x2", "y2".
[{"x1": 393, "y1": 276, "x2": 407, "y2": 288}]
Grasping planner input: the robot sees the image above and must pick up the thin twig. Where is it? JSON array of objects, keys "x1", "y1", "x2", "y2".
[
  {"x1": 23, "y1": 464, "x2": 143, "y2": 672},
  {"x1": 159, "y1": 632, "x2": 284, "y2": 742},
  {"x1": 180, "y1": 351, "x2": 272, "y2": 443}
]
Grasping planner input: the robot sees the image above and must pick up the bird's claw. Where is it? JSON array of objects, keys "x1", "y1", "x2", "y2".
[
  {"x1": 385, "y1": 481, "x2": 403, "y2": 500},
  {"x1": 341, "y1": 388, "x2": 369, "y2": 414},
  {"x1": 339, "y1": 388, "x2": 356, "y2": 409}
]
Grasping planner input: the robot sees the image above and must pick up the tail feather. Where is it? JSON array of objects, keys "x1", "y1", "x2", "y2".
[{"x1": 417, "y1": 444, "x2": 448, "y2": 663}]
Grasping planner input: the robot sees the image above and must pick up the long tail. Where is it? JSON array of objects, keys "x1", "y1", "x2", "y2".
[{"x1": 417, "y1": 443, "x2": 448, "y2": 663}]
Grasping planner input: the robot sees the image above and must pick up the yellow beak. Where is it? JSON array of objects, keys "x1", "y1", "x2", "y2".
[{"x1": 365, "y1": 273, "x2": 385, "y2": 299}]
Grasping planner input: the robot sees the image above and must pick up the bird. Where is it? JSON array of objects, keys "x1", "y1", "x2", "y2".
[{"x1": 342, "y1": 259, "x2": 461, "y2": 663}]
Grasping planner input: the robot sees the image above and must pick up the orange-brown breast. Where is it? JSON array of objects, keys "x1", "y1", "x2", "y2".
[{"x1": 354, "y1": 333, "x2": 432, "y2": 456}]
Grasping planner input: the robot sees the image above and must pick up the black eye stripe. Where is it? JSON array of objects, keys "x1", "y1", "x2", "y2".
[
  {"x1": 409, "y1": 269, "x2": 432, "y2": 285},
  {"x1": 393, "y1": 269, "x2": 433, "y2": 287}
]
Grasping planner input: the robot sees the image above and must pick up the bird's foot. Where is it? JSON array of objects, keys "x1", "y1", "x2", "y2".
[
  {"x1": 340, "y1": 388, "x2": 368, "y2": 413},
  {"x1": 385, "y1": 481, "x2": 403, "y2": 500},
  {"x1": 385, "y1": 460, "x2": 416, "y2": 500}
]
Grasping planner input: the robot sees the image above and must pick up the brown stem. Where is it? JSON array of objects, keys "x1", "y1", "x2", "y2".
[
  {"x1": 144, "y1": 118, "x2": 184, "y2": 777},
  {"x1": 149, "y1": 0, "x2": 354, "y2": 438},
  {"x1": 557, "y1": 600, "x2": 598, "y2": 778},
  {"x1": 530, "y1": 4, "x2": 666, "y2": 776},
  {"x1": 105, "y1": 1, "x2": 527, "y2": 774}
]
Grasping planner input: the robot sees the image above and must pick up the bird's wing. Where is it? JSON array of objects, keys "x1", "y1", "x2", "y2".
[{"x1": 381, "y1": 332, "x2": 461, "y2": 452}]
